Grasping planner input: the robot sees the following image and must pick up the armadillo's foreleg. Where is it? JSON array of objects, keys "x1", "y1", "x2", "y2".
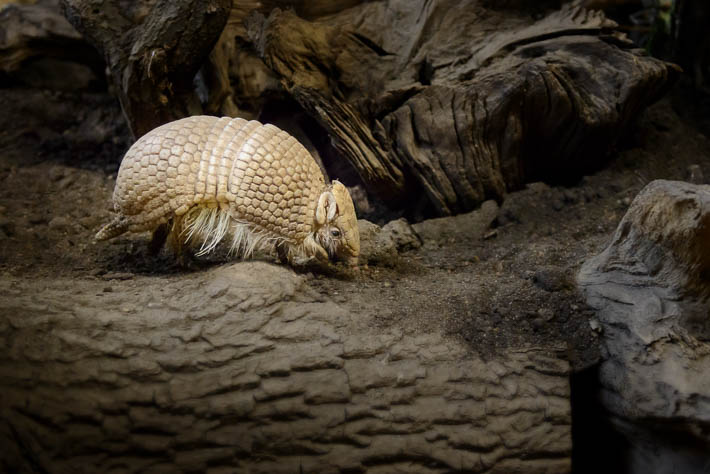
[
  {"x1": 276, "y1": 242, "x2": 290, "y2": 265},
  {"x1": 167, "y1": 214, "x2": 194, "y2": 267},
  {"x1": 148, "y1": 223, "x2": 169, "y2": 255}
]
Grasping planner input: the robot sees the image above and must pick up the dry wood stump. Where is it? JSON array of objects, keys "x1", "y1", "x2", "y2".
[{"x1": 1, "y1": 263, "x2": 571, "y2": 473}]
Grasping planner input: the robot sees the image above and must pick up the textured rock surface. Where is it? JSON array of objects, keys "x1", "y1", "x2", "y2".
[
  {"x1": 413, "y1": 200, "x2": 499, "y2": 246},
  {"x1": 578, "y1": 180, "x2": 710, "y2": 473},
  {"x1": 1, "y1": 262, "x2": 571, "y2": 473},
  {"x1": 357, "y1": 218, "x2": 421, "y2": 265},
  {"x1": 357, "y1": 200, "x2": 499, "y2": 265},
  {"x1": 357, "y1": 219, "x2": 399, "y2": 266},
  {"x1": 382, "y1": 218, "x2": 422, "y2": 251}
]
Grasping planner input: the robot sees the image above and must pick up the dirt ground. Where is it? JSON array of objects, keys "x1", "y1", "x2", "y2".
[{"x1": 1, "y1": 84, "x2": 708, "y2": 372}]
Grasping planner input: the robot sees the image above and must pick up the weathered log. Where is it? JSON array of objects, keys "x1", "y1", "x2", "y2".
[
  {"x1": 201, "y1": 1, "x2": 362, "y2": 119},
  {"x1": 245, "y1": 2, "x2": 679, "y2": 214},
  {"x1": 578, "y1": 180, "x2": 710, "y2": 473},
  {"x1": 60, "y1": 0, "x2": 231, "y2": 139},
  {"x1": 0, "y1": 262, "x2": 572, "y2": 473}
]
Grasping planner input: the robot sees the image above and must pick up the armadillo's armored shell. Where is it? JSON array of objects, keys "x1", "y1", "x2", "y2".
[{"x1": 112, "y1": 116, "x2": 325, "y2": 244}]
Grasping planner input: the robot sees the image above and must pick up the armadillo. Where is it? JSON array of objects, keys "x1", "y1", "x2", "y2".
[{"x1": 95, "y1": 116, "x2": 360, "y2": 266}]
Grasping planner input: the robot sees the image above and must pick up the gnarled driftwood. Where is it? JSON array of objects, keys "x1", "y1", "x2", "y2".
[
  {"x1": 60, "y1": 0, "x2": 231, "y2": 139},
  {"x1": 0, "y1": 263, "x2": 571, "y2": 473},
  {"x1": 245, "y1": 2, "x2": 678, "y2": 214}
]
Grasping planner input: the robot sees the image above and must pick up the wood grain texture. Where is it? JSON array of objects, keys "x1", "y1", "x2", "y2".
[
  {"x1": 245, "y1": 1, "x2": 679, "y2": 214},
  {"x1": 60, "y1": 0, "x2": 231, "y2": 139}
]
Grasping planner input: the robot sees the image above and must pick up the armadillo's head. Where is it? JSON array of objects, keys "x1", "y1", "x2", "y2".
[{"x1": 314, "y1": 180, "x2": 360, "y2": 267}]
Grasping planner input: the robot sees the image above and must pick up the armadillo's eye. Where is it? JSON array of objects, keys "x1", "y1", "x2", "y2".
[{"x1": 331, "y1": 229, "x2": 341, "y2": 238}]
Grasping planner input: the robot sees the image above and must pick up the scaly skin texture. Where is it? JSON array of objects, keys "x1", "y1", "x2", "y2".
[{"x1": 96, "y1": 116, "x2": 360, "y2": 266}]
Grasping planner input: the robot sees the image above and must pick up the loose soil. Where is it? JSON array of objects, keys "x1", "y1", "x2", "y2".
[{"x1": 1, "y1": 85, "x2": 708, "y2": 371}]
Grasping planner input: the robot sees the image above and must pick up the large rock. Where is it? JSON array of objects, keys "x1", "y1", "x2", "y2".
[
  {"x1": 412, "y1": 200, "x2": 499, "y2": 246},
  {"x1": 578, "y1": 180, "x2": 710, "y2": 473},
  {"x1": 0, "y1": 261, "x2": 572, "y2": 473},
  {"x1": 357, "y1": 217, "x2": 421, "y2": 266}
]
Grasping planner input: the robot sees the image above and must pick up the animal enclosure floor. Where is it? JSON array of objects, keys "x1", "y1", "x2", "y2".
[{"x1": 1, "y1": 86, "x2": 708, "y2": 371}]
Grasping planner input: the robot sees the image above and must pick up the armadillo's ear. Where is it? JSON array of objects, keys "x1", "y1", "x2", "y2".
[
  {"x1": 327, "y1": 196, "x2": 337, "y2": 221},
  {"x1": 316, "y1": 190, "x2": 337, "y2": 225}
]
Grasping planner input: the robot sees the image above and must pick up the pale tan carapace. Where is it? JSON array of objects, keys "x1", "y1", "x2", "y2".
[{"x1": 96, "y1": 116, "x2": 360, "y2": 267}]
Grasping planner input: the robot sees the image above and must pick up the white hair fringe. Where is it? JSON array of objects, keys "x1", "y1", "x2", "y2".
[{"x1": 179, "y1": 206, "x2": 323, "y2": 261}]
